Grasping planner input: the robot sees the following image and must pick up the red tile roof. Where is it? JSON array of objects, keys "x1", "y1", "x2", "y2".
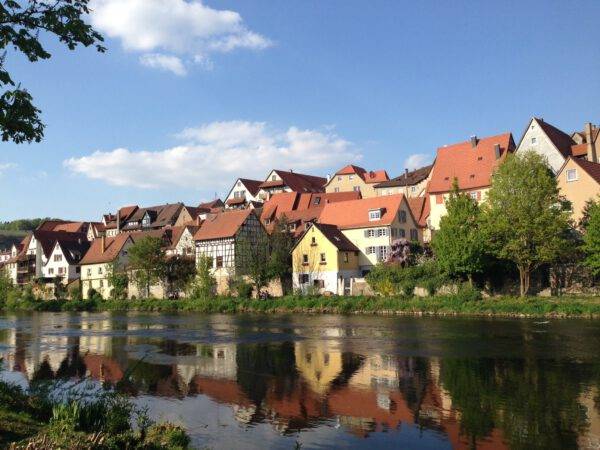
[
  {"x1": 536, "y1": 118, "x2": 576, "y2": 158},
  {"x1": 198, "y1": 199, "x2": 224, "y2": 210},
  {"x1": 571, "y1": 143, "x2": 588, "y2": 157},
  {"x1": 428, "y1": 133, "x2": 514, "y2": 194},
  {"x1": 238, "y1": 178, "x2": 262, "y2": 196},
  {"x1": 318, "y1": 194, "x2": 406, "y2": 229},
  {"x1": 407, "y1": 195, "x2": 430, "y2": 228},
  {"x1": 79, "y1": 233, "x2": 132, "y2": 265},
  {"x1": 194, "y1": 209, "x2": 254, "y2": 241},
  {"x1": 260, "y1": 170, "x2": 326, "y2": 193},
  {"x1": 333, "y1": 165, "x2": 389, "y2": 184}
]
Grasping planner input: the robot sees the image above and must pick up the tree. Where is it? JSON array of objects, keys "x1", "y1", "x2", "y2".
[
  {"x1": 188, "y1": 254, "x2": 216, "y2": 299},
  {"x1": 1, "y1": 0, "x2": 105, "y2": 144},
  {"x1": 128, "y1": 236, "x2": 166, "y2": 298},
  {"x1": 432, "y1": 179, "x2": 487, "y2": 284},
  {"x1": 162, "y1": 255, "x2": 196, "y2": 299},
  {"x1": 581, "y1": 199, "x2": 600, "y2": 276},
  {"x1": 236, "y1": 231, "x2": 271, "y2": 292},
  {"x1": 106, "y1": 261, "x2": 128, "y2": 300},
  {"x1": 266, "y1": 217, "x2": 295, "y2": 292},
  {"x1": 481, "y1": 152, "x2": 571, "y2": 296}
]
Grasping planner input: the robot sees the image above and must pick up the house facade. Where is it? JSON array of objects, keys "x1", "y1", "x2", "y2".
[
  {"x1": 292, "y1": 223, "x2": 360, "y2": 295},
  {"x1": 428, "y1": 133, "x2": 515, "y2": 230},
  {"x1": 224, "y1": 178, "x2": 263, "y2": 209},
  {"x1": 374, "y1": 165, "x2": 432, "y2": 198},
  {"x1": 557, "y1": 157, "x2": 600, "y2": 225},
  {"x1": 194, "y1": 209, "x2": 266, "y2": 294},
  {"x1": 324, "y1": 165, "x2": 389, "y2": 198},
  {"x1": 42, "y1": 239, "x2": 90, "y2": 284},
  {"x1": 318, "y1": 194, "x2": 420, "y2": 273}
]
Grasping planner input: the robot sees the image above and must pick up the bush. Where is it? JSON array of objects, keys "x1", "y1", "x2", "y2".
[
  {"x1": 231, "y1": 278, "x2": 253, "y2": 299},
  {"x1": 68, "y1": 285, "x2": 82, "y2": 301},
  {"x1": 367, "y1": 260, "x2": 449, "y2": 296}
]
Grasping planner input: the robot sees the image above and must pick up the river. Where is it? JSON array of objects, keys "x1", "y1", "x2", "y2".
[{"x1": 0, "y1": 312, "x2": 599, "y2": 449}]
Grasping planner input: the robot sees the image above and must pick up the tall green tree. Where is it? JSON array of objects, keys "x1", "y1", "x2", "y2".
[
  {"x1": 188, "y1": 254, "x2": 216, "y2": 299},
  {"x1": 106, "y1": 261, "x2": 128, "y2": 300},
  {"x1": 581, "y1": 199, "x2": 600, "y2": 276},
  {"x1": 128, "y1": 236, "x2": 166, "y2": 298},
  {"x1": 162, "y1": 255, "x2": 196, "y2": 299},
  {"x1": 481, "y1": 152, "x2": 571, "y2": 296},
  {"x1": 1, "y1": 0, "x2": 105, "y2": 144},
  {"x1": 432, "y1": 179, "x2": 487, "y2": 284}
]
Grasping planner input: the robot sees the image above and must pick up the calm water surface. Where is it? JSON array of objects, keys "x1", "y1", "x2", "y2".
[{"x1": 1, "y1": 312, "x2": 599, "y2": 449}]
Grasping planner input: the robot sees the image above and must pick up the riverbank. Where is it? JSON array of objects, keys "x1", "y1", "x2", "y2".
[
  {"x1": 2, "y1": 292, "x2": 600, "y2": 317},
  {"x1": 0, "y1": 377, "x2": 190, "y2": 449}
]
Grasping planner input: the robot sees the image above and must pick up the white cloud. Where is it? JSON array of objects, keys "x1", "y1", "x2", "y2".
[
  {"x1": 139, "y1": 53, "x2": 187, "y2": 76},
  {"x1": 90, "y1": 0, "x2": 272, "y2": 74},
  {"x1": 403, "y1": 153, "x2": 432, "y2": 171},
  {"x1": 0, "y1": 163, "x2": 16, "y2": 176},
  {"x1": 64, "y1": 121, "x2": 361, "y2": 190}
]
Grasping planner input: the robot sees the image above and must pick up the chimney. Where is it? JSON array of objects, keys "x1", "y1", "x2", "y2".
[
  {"x1": 494, "y1": 143, "x2": 501, "y2": 159},
  {"x1": 404, "y1": 168, "x2": 409, "y2": 195},
  {"x1": 101, "y1": 235, "x2": 106, "y2": 253},
  {"x1": 117, "y1": 210, "x2": 121, "y2": 232},
  {"x1": 470, "y1": 135, "x2": 478, "y2": 148},
  {"x1": 585, "y1": 122, "x2": 597, "y2": 163}
]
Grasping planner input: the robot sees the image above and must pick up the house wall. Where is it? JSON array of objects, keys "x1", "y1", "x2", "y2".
[
  {"x1": 258, "y1": 170, "x2": 291, "y2": 200},
  {"x1": 196, "y1": 238, "x2": 236, "y2": 294},
  {"x1": 339, "y1": 200, "x2": 419, "y2": 271},
  {"x1": 81, "y1": 262, "x2": 112, "y2": 299},
  {"x1": 428, "y1": 188, "x2": 489, "y2": 230},
  {"x1": 557, "y1": 159, "x2": 600, "y2": 225},
  {"x1": 375, "y1": 178, "x2": 428, "y2": 198},
  {"x1": 325, "y1": 174, "x2": 375, "y2": 197},
  {"x1": 174, "y1": 209, "x2": 194, "y2": 226},
  {"x1": 516, "y1": 120, "x2": 566, "y2": 173},
  {"x1": 42, "y1": 245, "x2": 79, "y2": 284},
  {"x1": 225, "y1": 179, "x2": 261, "y2": 209}
]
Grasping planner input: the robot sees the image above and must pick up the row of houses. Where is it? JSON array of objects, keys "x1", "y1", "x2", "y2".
[{"x1": 2, "y1": 117, "x2": 599, "y2": 297}]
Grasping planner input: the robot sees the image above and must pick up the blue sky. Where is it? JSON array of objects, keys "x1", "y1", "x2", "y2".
[{"x1": 1, "y1": 0, "x2": 599, "y2": 221}]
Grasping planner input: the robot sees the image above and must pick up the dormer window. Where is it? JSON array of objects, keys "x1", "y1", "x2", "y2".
[{"x1": 369, "y1": 209, "x2": 381, "y2": 221}]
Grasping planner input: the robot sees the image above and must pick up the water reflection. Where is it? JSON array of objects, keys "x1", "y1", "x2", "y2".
[{"x1": 1, "y1": 312, "x2": 600, "y2": 449}]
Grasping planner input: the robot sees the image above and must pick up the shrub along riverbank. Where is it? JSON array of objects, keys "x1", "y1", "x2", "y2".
[
  {"x1": 2, "y1": 288, "x2": 600, "y2": 318},
  {"x1": 0, "y1": 376, "x2": 190, "y2": 449}
]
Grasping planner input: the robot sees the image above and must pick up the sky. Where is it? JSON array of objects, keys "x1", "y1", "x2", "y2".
[{"x1": 1, "y1": 0, "x2": 599, "y2": 221}]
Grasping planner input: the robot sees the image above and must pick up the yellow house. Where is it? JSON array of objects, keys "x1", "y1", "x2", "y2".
[
  {"x1": 557, "y1": 157, "x2": 600, "y2": 226},
  {"x1": 80, "y1": 234, "x2": 133, "y2": 299},
  {"x1": 318, "y1": 194, "x2": 420, "y2": 273},
  {"x1": 374, "y1": 164, "x2": 432, "y2": 198},
  {"x1": 324, "y1": 165, "x2": 389, "y2": 198},
  {"x1": 292, "y1": 222, "x2": 360, "y2": 295}
]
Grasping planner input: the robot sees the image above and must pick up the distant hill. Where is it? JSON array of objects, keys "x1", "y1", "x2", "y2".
[
  {"x1": 0, "y1": 218, "x2": 59, "y2": 232},
  {"x1": 0, "y1": 230, "x2": 27, "y2": 251}
]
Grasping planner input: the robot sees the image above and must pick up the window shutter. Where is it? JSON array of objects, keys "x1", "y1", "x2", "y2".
[{"x1": 364, "y1": 229, "x2": 369, "y2": 238}]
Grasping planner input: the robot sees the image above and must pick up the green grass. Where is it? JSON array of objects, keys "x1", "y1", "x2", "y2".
[{"x1": 3, "y1": 290, "x2": 600, "y2": 318}]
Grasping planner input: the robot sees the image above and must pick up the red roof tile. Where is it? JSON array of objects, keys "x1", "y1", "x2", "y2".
[
  {"x1": 568, "y1": 157, "x2": 600, "y2": 185},
  {"x1": 318, "y1": 194, "x2": 406, "y2": 229},
  {"x1": 428, "y1": 133, "x2": 514, "y2": 194},
  {"x1": 80, "y1": 233, "x2": 132, "y2": 265},
  {"x1": 333, "y1": 165, "x2": 389, "y2": 184},
  {"x1": 194, "y1": 209, "x2": 255, "y2": 241},
  {"x1": 536, "y1": 118, "x2": 576, "y2": 158}
]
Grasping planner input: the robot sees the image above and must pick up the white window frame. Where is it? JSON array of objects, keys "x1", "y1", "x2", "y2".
[
  {"x1": 369, "y1": 210, "x2": 381, "y2": 221},
  {"x1": 566, "y1": 169, "x2": 578, "y2": 182}
]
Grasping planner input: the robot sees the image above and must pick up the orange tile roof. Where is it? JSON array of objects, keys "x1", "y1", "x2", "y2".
[
  {"x1": 318, "y1": 194, "x2": 405, "y2": 229},
  {"x1": 428, "y1": 133, "x2": 514, "y2": 194},
  {"x1": 80, "y1": 233, "x2": 132, "y2": 265},
  {"x1": 333, "y1": 165, "x2": 389, "y2": 184},
  {"x1": 194, "y1": 209, "x2": 254, "y2": 241},
  {"x1": 571, "y1": 143, "x2": 588, "y2": 157},
  {"x1": 407, "y1": 196, "x2": 430, "y2": 228},
  {"x1": 52, "y1": 222, "x2": 86, "y2": 233}
]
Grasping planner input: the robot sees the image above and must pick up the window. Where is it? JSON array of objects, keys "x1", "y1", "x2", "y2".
[
  {"x1": 343, "y1": 252, "x2": 349, "y2": 263},
  {"x1": 302, "y1": 254, "x2": 309, "y2": 264},
  {"x1": 377, "y1": 228, "x2": 387, "y2": 237},
  {"x1": 366, "y1": 229, "x2": 376, "y2": 238},
  {"x1": 566, "y1": 169, "x2": 578, "y2": 182},
  {"x1": 398, "y1": 228, "x2": 406, "y2": 238},
  {"x1": 271, "y1": 174, "x2": 277, "y2": 181},
  {"x1": 366, "y1": 246, "x2": 376, "y2": 255},
  {"x1": 314, "y1": 197, "x2": 321, "y2": 205},
  {"x1": 216, "y1": 256, "x2": 223, "y2": 268},
  {"x1": 399, "y1": 210, "x2": 407, "y2": 223},
  {"x1": 98, "y1": 267, "x2": 103, "y2": 275},
  {"x1": 320, "y1": 253, "x2": 326, "y2": 264},
  {"x1": 531, "y1": 137, "x2": 537, "y2": 145},
  {"x1": 337, "y1": 176, "x2": 342, "y2": 181},
  {"x1": 334, "y1": 187, "x2": 340, "y2": 193},
  {"x1": 49, "y1": 268, "x2": 54, "y2": 275},
  {"x1": 313, "y1": 279, "x2": 325, "y2": 288},
  {"x1": 58, "y1": 267, "x2": 64, "y2": 275},
  {"x1": 470, "y1": 192, "x2": 478, "y2": 200},
  {"x1": 54, "y1": 254, "x2": 62, "y2": 262},
  {"x1": 353, "y1": 186, "x2": 361, "y2": 192},
  {"x1": 369, "y1": 210, "x2": 381, "y2": 221},
  {"x1": 299, "y1": 274, "x2": 309, "y2": 284},
  {"x1": 76, "y1": 267, "x2": 80, "y2": 274},
  {"x1": 311, "y1": 237, "x2": 317, "y2": 245},
  {"x1": 410, "y1": 229, "x2": 418, "y2": 241},
  {"x1": 411, "y1": 186, "x2": 416, "y2": 193},
  {"x1": 377, "y1": 246, "x2": 388, "y2": 261},
  {"x1": 87, "y1": 268, "x2": 91, "y2": 276},
  {"x1": 99, "y1": 280, "x2": 103, "y2": 287}
]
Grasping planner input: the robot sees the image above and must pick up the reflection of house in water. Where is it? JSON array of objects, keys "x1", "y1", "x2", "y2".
[
  {"x1": 579, "y1": 387, "x2": 600, "y2": 449},
  {"x1": 178, "y1": 343, "x2": 237, "y2": 384},
  {"x1": 294, "y1": 340, "x2": 343, "y2": 395}
]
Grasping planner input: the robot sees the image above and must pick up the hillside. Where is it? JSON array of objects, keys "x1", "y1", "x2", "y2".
[{"x1": 0, "y1": 230, "x2": 27, "y2": 251}]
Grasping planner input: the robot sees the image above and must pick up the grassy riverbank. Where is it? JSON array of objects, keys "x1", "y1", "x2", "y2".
[
  {"x1": 2, "y1": 291, "x2": 600, "y2": 317},
  {"x1": 0, "y1": 377, "x2": 190, "y2": 449}
]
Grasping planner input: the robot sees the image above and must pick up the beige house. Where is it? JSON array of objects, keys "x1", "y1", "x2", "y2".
[
  {"x1": 325, "y1": 165, "x2": 389, "y2": 198},
  {"x1": 374, "y1": 165, "x2": 432, "y2": 198},
  {"x1": 557, "y1": 157, "x2": 600, "y2": 226},
  {"x1": 318, "y1": 194, "x2": 420, "y2": 274},
  {"x1": 80, "y1": 234, "x2": 134, "y2": 299},
  {"x1": 257, "y1": 169, "x2": 326, "y2": 201},
  {"x1": 428, "y1": 133, "x2": 515, "y2": 230}
]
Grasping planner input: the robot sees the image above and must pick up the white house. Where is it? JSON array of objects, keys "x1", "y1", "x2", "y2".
[
  {"x1": 42, "y1": 239, "x2": 90, "y2": 284},
  {"x1": 224, "y1": 178, "x2": 263, "y2": 209}
]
